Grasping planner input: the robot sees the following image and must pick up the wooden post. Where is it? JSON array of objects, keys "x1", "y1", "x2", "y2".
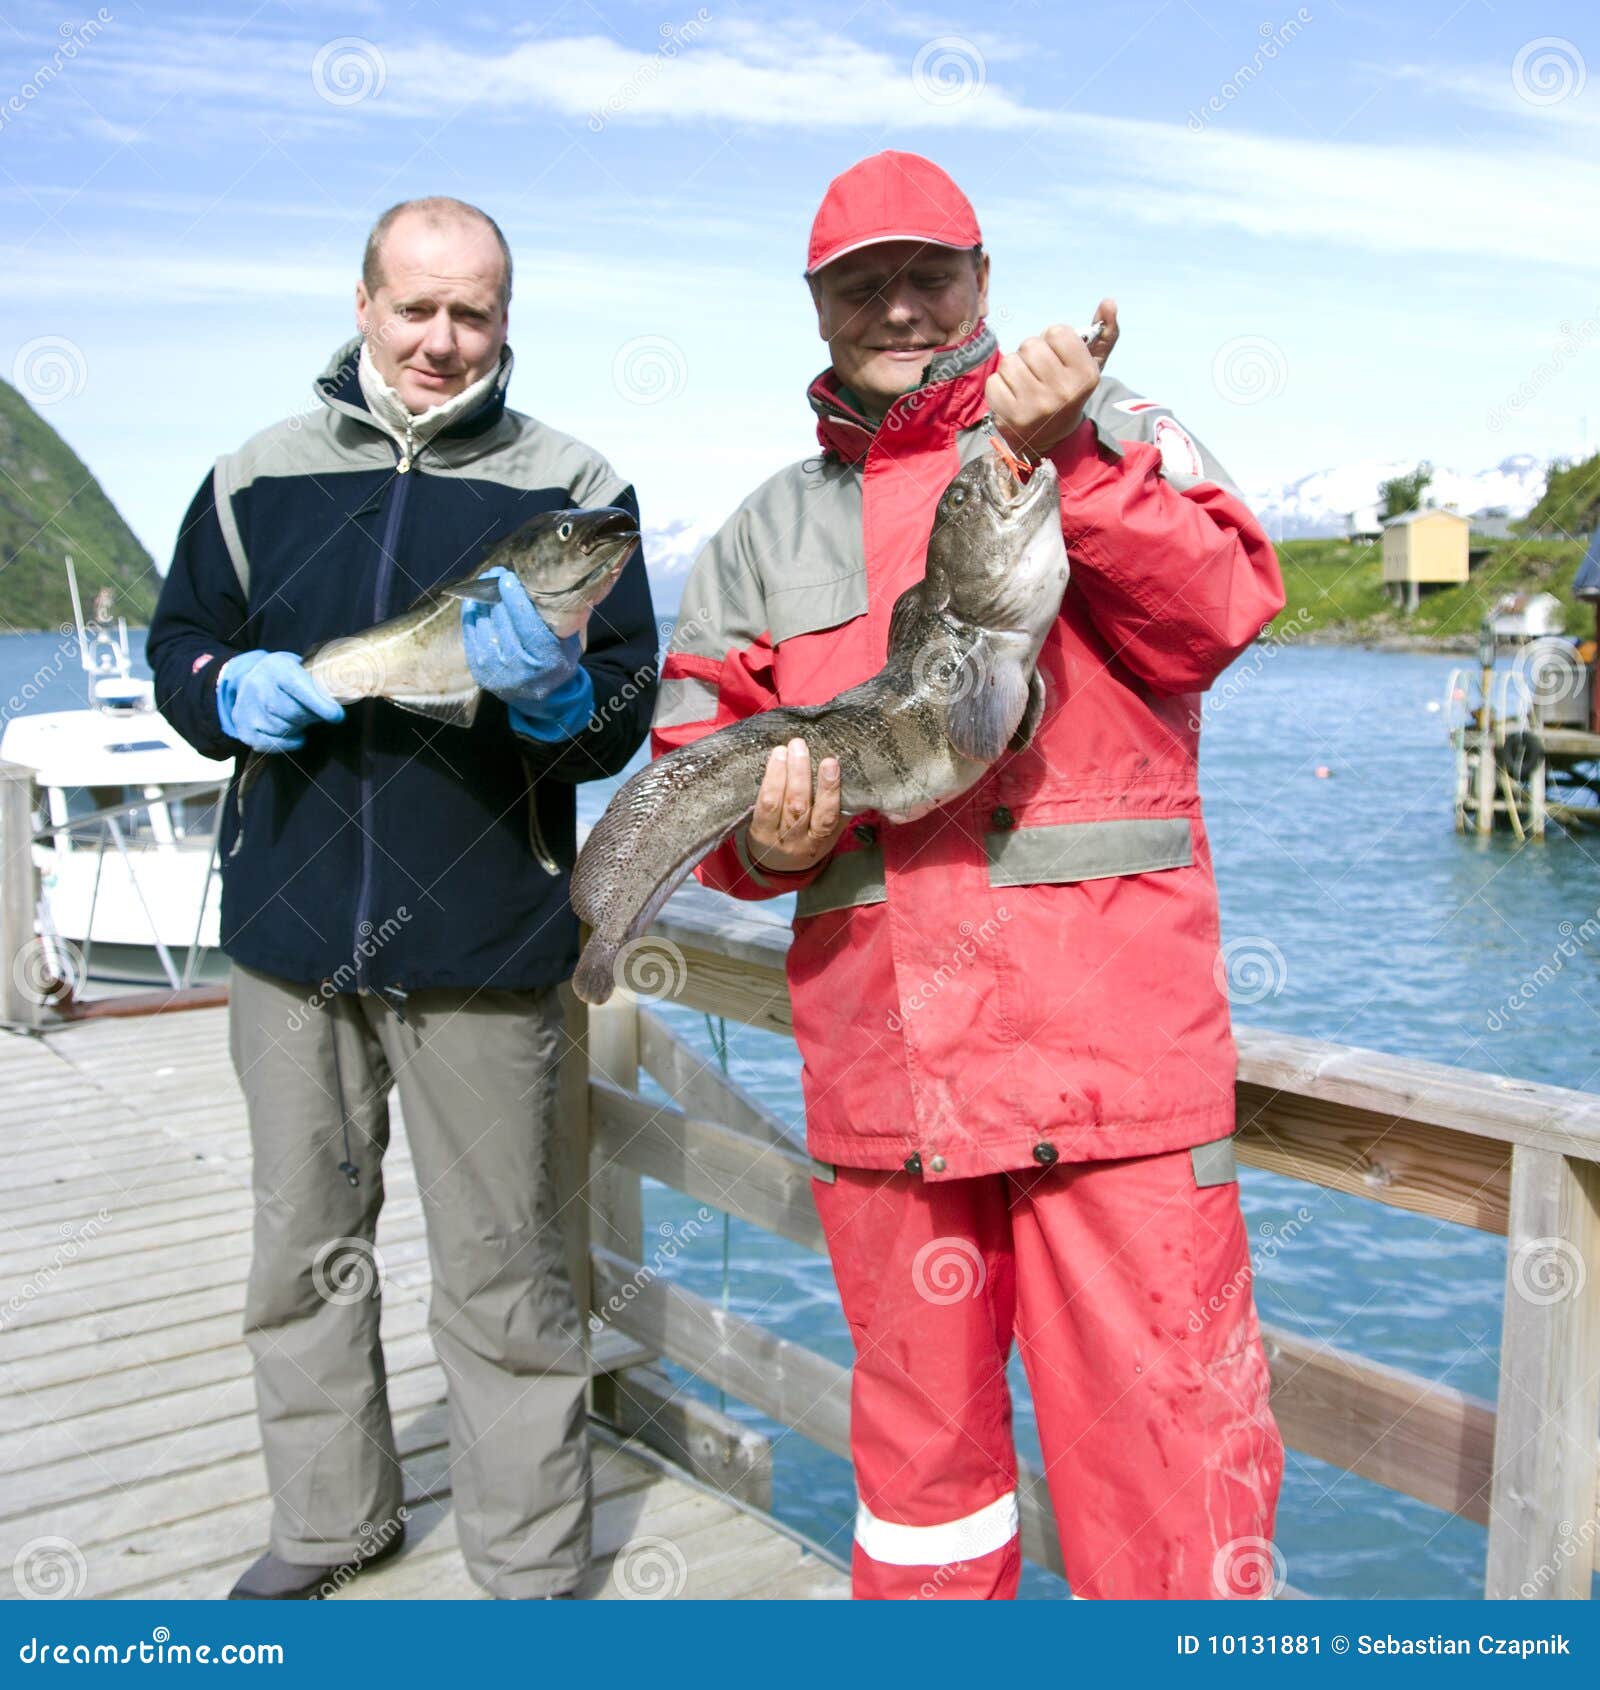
[
  {"x1": 1476, "y1": 715, "x2": 1496, "y2": 836},
  {"x1": 0, "y1": 761, "x2": 43, "y2": 1029},
  {"x1": 1484, "y1": 1146, "x2": 1600, "y2": 1598},
  {"x1": 1529, "y1": 747, "x2": 1548, "y2": 841}
]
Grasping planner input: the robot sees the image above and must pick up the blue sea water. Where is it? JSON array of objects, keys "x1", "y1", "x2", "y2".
[{"x1": 9, "y1": 633, "x2": 1597, "y2": 1599}]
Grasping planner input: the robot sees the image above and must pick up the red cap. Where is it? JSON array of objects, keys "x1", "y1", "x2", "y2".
[{"x1": 805, "y1": 150, "x2": 982, "y2": 277}]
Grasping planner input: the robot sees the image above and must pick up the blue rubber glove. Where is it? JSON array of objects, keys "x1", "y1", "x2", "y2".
[
  {"x1": 460, "y1": 566, "x2": 581, "y2": 708},
  {"x1": 508, "y1": 668, "x2": 596, "y2": 743},
  {"x1": 216, "y1": 650, "x2": 345, "y2": 753}
]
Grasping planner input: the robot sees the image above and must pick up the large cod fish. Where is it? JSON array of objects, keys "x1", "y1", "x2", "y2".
[
  {"x1": 570, "y1": 448, "x2": 1069, "y2": 1005},
  {"x1": 231, "y1": 504, "x2": 638, "y2": 859}
]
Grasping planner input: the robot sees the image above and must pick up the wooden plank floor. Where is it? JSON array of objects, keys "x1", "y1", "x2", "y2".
[{"x1": 0, "y1": 1007, "x2": 846, "y2": 1601}]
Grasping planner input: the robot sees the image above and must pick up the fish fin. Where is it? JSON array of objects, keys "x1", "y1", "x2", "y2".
[
  {"x1": 444, "y1": 578, "x2": 502, "y2": 604},
  {"x1": 946, "y1": 639, "x2": 1031, "y2": 763},
  {"x1": 1008, "y1": 671, "x2": 1047, "y2": 753},
  {"x1": 388, "y1": 690, "x2": 481, "y2": 728}
]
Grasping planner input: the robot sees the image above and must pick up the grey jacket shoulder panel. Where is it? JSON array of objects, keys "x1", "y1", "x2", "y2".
[
  {"x1": 425, "y1": 408, "x2": 629, "y2": 509},
  {"x1": 1082, "y1": 374, "x2": 1243, "y2": 498},
  {"x1": 655, "y1": 453, "x2": 866, "y2": 732},
  {"x1": 212, "y1": 410, "x2": 392, "y2": 596},
  {"x1": 210, "y1": 404, "x2": 628, "y2": 596}
]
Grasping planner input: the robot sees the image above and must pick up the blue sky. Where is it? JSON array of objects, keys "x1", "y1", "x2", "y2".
[{"x1": 3, "y1": 0, "x2": 1597, "y2": 575}]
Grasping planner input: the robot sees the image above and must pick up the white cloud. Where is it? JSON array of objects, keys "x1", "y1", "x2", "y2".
[{"x1": 49, "y1": 17, "x2": 1600, "y2": 275}]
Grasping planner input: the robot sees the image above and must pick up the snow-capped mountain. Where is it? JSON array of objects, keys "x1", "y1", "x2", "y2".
[
  {"x1": 1246, "y1": 454, "x2": 1546, "y2": 539},
  {"x1": 643, "y1": 517, "x2": 718, "y2": 616}
]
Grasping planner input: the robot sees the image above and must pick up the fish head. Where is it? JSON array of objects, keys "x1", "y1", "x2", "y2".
[
  {"x1": 485, "y1": 505, "x2": 641, "y2": 640},
  {"x1": 926, "y1": 449, "x2": 1068, "y2": 652}
]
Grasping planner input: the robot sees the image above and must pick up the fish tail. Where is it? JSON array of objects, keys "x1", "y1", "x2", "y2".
[
  {"x1": 572, "y1": 937, "x2": 620, "y2": 1006},
  {"x1": 571, "y1": 713, "x2": 807, "y2": 953}
]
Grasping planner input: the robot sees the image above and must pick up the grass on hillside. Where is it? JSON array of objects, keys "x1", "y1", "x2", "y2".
[{"x1": 1271, "y1": 535, "x2": 1589, "y2": 644}]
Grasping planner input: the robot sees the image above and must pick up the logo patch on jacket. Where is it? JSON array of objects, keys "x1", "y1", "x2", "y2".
[
  {"x1": 1154, "y1": 417, "x2": 1204, "y2": 480},
  {"x1": 191, "y1": 652, "x2": 215, "y2": 674}
]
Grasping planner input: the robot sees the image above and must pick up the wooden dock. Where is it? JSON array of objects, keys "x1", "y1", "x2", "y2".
[{"x1": 0, "y1": 1004, "x2": 846, "y2": 1601}]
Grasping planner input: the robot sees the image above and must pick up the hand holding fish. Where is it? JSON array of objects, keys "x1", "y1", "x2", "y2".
[
  {"x1": 745, "y1": 739, "x2": 847, "y2": 875},
  {"x1": 460, "y1": 565, "x2": 582, "y2": 707},
  {"x1": 986, "y1": 298, "x2": 1119, "y2": 460}
]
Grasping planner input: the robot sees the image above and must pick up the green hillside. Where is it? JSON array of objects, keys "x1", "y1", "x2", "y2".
[
  {"x1": 0, "y1": 379, "x2": 159, "y2": 631},
  {"x1": 1271, "y1": 533, "x2": 1589, "y2": 648}
]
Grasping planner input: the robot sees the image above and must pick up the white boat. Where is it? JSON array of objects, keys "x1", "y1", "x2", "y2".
[{"x1": 0, "y1": 562, "x2": 232, "y2": 993}]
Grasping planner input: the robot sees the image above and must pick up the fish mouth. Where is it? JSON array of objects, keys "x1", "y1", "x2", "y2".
[
  {"x1": 980, "y1": 444, "x2": 1059, "y2": 526},
  {"x1": 576, "y1": 506, "x2": 641, "y2": 556}
]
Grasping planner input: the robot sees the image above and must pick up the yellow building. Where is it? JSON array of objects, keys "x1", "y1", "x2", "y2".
[{"x1": 1381, "y1": 508, "x2": 1471, "y2": 610}]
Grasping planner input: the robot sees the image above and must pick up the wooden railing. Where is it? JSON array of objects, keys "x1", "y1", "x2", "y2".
[
  {"x1": 2, "y1": 758, "x2": 1595, "y2": 1596},
  {"x1": 572, "y1": 881, "x2": 1600, "y2": 1601}
]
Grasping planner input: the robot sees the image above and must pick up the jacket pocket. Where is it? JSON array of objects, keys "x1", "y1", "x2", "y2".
[
  {"x1": 795, "y1": 844, "x2": 886, "y2": 917},
  {"x1": 984, "y1": 816, "x2": 1192, "y2": 888},
  {"x1": 767, "y1": 565, "x2": 868, "y2": 646}
]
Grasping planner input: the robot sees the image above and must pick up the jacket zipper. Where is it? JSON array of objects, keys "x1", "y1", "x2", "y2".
[{"x1": 352, "y1": 452, "x2": 412, "y2": 990}]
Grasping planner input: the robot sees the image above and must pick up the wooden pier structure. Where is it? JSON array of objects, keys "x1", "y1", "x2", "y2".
[
  {"x1": 2, "y1": 761, "x2": 1600, "y2": 1599},
  {"x1": 1450, "y1": 631, "x2": 1600, "y2": 839}
]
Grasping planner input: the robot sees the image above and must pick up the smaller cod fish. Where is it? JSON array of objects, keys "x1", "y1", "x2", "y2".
[
  {"x1": 570, "y1": 449, "x2": 1069, "y2": 1005},
  {"x1": 230, "y1": 504, "x2": 639, "y2": 860},
  {"x1": 305, "y1": 504, "x2": 640, "y2": 725}
]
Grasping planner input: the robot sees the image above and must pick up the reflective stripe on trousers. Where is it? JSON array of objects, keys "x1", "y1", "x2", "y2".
[{"x1": 812, "y1": 1145, "x2": 1284, "y2": 1600}]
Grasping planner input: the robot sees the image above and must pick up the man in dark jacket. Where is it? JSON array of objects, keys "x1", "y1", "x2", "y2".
[{"x1": 147, "y1": 196, "x2": 657, "y2": 1600}]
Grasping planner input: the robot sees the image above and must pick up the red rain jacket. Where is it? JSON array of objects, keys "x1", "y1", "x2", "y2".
[{"x1": 652, "y1": 324, "x2": 1284, "y2": 1177}]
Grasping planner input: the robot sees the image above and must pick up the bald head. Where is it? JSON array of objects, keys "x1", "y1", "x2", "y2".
[
  {"x1": 363, "y1": 197, "x2": 513, "y2": 309},
  {"x1": 354, "y1": 197, "x2": 512, "y2": 414}
]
